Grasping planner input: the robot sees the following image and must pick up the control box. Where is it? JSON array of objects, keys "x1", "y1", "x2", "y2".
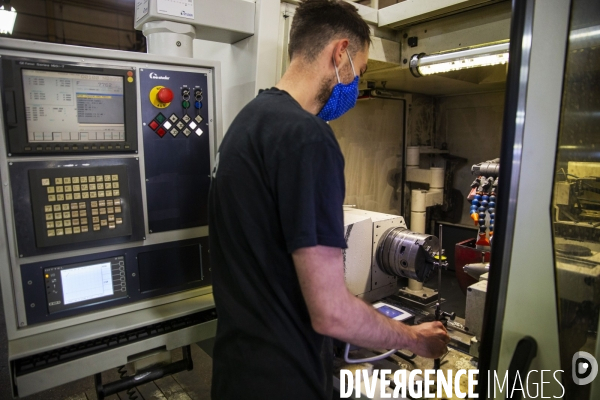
[{"x1": 0, "y1": 39, "x2": 220, "y2": 397}]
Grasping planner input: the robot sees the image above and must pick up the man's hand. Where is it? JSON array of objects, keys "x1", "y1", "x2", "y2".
[{"x1": 405, "y1": 321, "x2": 450, "y2": 359}]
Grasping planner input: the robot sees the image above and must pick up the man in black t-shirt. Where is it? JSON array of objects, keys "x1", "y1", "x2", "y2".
[{"x1": 208, "y1": 1, "x2": 450, "y2": 399}]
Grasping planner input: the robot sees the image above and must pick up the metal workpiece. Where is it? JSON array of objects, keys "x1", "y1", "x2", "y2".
[
  {"x1": 376, "y1": 227, "x2": 446, "y2": 283},
  {"x1": 471, "y1": 158, "x2": 501, "y2": 177}
]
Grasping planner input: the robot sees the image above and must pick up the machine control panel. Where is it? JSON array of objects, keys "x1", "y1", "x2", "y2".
[
  {"x1": 28, "y1": 166, "x2": 132, "y2": 248},
  {"x1": 44, "y1": 256, "x2": 127, "y2": 314},
  {"x1": 0, "y1": 57, "x2": 138, "y2": 154}
]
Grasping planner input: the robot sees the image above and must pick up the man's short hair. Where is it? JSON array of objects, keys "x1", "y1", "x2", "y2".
[{"x1": 289, "y1": 0, "x2": 371, "y2": 62}]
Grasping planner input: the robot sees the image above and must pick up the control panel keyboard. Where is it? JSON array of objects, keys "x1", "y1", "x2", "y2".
[{"x1": 29, "y1": 166, "x2": 132, "y2": 248}]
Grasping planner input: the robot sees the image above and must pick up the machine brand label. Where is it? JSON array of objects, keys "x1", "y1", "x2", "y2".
[{"x1": 149, "y1": 72, "x2": 170, "y2": 80}]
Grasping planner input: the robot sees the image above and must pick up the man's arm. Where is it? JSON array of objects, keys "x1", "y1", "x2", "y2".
[{"x1": 293, "y1": 245, "x2": 449, "y2": 359}]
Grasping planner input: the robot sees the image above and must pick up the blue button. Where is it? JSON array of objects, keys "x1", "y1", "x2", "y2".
[{"x1": 195, "y1": 101, "x2": 203, "y2": 109}]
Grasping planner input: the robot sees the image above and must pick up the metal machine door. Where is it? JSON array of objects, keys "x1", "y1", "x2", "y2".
[{"x1": 478, "y1": 0, "x2": 600, "y2": 398}]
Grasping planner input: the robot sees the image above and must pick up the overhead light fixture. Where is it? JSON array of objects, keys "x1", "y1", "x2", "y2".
[
  {"x1": 0, "y1": 0, "x2": 17, "y2": 35},
  {"x1": 410, "y1": 42, "x2": 510, "y2": 78}
]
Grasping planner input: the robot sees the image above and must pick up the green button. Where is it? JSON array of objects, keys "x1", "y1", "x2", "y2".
[
  {"x1": 156, "y1": 113, "x2": 166, "y2": 123},
  {"x1": 182, "y1": 100, "x2": 190, "y2": 109}
]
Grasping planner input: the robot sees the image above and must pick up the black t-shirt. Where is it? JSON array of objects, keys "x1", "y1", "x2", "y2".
[{"x1": 208, "y1": 88, "x2": 347, "y2": 400}]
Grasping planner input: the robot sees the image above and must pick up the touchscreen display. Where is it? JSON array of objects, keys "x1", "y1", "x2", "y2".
[
  {"x1": 60, "y1": 261, "x2": 114, "y2": 305},
  {"x1": 376, "y1": 305, "x2": 403, "y2": 319},
  {"x1": 22, "y1": 69, "x2": 125, "y2": 143}
]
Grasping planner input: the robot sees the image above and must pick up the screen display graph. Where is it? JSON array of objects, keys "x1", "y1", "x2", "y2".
[{"x1": 60, "y1": 261, "x2": 114, "y2": 305}]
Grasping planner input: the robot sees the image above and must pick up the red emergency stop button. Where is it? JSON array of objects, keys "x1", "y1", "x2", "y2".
[{"x1": 157, "y1": 87, "x2": 174, "y2": 103}]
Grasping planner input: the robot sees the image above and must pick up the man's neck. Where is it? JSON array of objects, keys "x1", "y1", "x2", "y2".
[{"x1": 275, "y1": 62, "x2": 325, "y2": 115}]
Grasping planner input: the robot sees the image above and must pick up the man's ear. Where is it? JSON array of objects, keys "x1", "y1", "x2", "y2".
[{"x1": 332, "y1": 39, "x2": 350, "y2": 66}]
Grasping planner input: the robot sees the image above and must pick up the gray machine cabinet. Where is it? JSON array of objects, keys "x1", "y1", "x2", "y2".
[{"x1": 0, "y1": 38, "x2": 221, "y2": 397}]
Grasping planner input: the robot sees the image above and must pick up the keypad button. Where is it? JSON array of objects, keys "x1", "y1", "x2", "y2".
[
  {"x1": 81, "y1": 184, "x2": 89, "y2": 191},
  {"x1": 70, "y1": 203, "x2": 78, "y2": 210},
  {"x1": 96, "y1": 175, "x2": 103, "y2": 182},
  {"x1": 104, "y1": 175, "x2": 111, "y2": 181},
  {"x1": 88, "y1": 176, "x2": 96, "y2": 183},
  {"x1": 115, "y1": 206, "x2": 122, "y2": 213},
  {"x1": 63, "y1": 211, "x2": 71, "y2": 219},
  {"x1": 72, "y1": 218, "x2": 80, "y2": 226},
  {"x1": 106, "y1": 190, "x2": 113, "y2": 197},
  {"x1": 114, "y1": 199, "x2": 121, "y2": 205},
  {"x1": 47, "y1": 187, "x2": 55, "y2": 194},
  {"x1": 90, "y1": 192, "x2": 97, "y2": 198},
  {"x1": 47, "y1": 229, "x2": 55, "y2": 237},
  {"x1": 80, "y1": 218, "x2": 88, "y2": 225},
  {"x1": 107, "y1": 200, "x2": 114, "y2": 207},
  {"x1": 91, "y1": 209, "x2": 99, "y2": 216},
  {"x1": 80, "y1": 210, "x2": 87, "y2": 217},
  {"x1": 169, "y1": 113, "x2": 178, "y2": 123},
  {"x1": 99, "y1": 208, "x2": 107, "y2": 215},
  {"x1": 183, "y1": 128, "x2": 192, "y2": 136},
  {"x1": 73, "y1": 226, "x2": 81, "y2": 234},
  {"x1": 113, "y1": 182, "x2": 119, "y2": 189},
  {"x1": 74, "y1": 193, "x2": 81, "y2": 200},
  {"x1": 48, "y1": 195, "x2": 56, "y2": 202},
  {"x1": 64, "y1": 220, "x2": 72, "y2": 227},
  {"x1": 45, "y1": 213, "x2": 53, "y2": 221},
  {"x1": 108, "y1": 215, "x2": 115, "y2": 222},
  {"x1": 92, "y1": 216, "x2": 100, "y2": 223},
  {"x1": 105, "y1": 182, "x2": 112, "y2": 189},
  {"x1": 56, "y1": 186, "x2": 64, "y2": 193},
  {"x1": 100, "y1": 220, "x2": 108, "y2": 227},
  {"x1": 176, "y1": 121, "x2": 185, "y2": 130},
  {"x1": 170, "y1": 128, "x2": 179, "y2": 137},
  {"x1": 63, "y1": 177, "x2": 71, "y2": 184},
  {"x1": 81, "y1": 225, "x2": 89, "y2": 233},
  {"x1": 98, "y1": 191, "x2": 105, "y2": 197},
  {"x1": 65, "y1": 194, "x2": 73, "y2": 201},
  {"x1": 65, "y1": 227, "x2": 73, "y2": 235},
  {"x1": 79, "y1": 202, "x2": 86, "y2": 209},
  {"x1": 89, "y1": 184, "x2": 97, "y2": 191},
  {"x1": 57, "y1": 194, "x2": 65, "y2": 201},
  {"x1": 72, "y1": 211, "x2": 79, "y2": 218},
  {"x1": 113, "y1": 190, "x2": 120, "y2": 196},
  {"x1": 182, "y1": 114, "x2": 191, "y2": 123},
  {"x1": 56, "y1": 228, "x2": 64, "y2": 236},
  {"x1": 82, "y1": 192, "x2": 90, "y2": 199},
  {"x1": 107, "y1": 207, "x2": 114, "y2": 214},
  {"x1": 91, "y1": 201, "x2": 99, "y2": 208},
  {"x1": 46, "y1": 221, "x2": 55, "y2": 229},
  {"x1": 108, "y1": 222, "x2": 116, "y2": 229},
  {"x1": 72, "y1": 177, "x2": 80, "y2": 184},
  {"x1": 64, "y1": 185, "x2": 72, "y2": 192},
  {"x1": 53, "y1": 204, "x2": 61, "y2": 212},
  {"x1": 93, "y1": 224, "x2": 100, "y2": 231},
  {"x1": 149, "y1": 120, "x2": 159, "y2": 130},
  {"x1": 97, "y1": 183, "x2": 104, "y2": 190},
  {"x1": 195, "y1": 114, "x2": 203, "y2": 123},
  {"x1": 54, "y1": 212, "x2": 62, "y2": 220},
  {"x1": 44, "y1": 205, "x2": 53, "y2": 212},
  {"x1": 80, "y1": 176, "x2": 88, "y2": 183},
  {"x1": 54, "y1": 178, "x2": 63, "y2": 185},
  {"x1": 41, "y1": 178, "x2": 50, "y2": 186},
  {"x1": 116, "y1": 218, "x2": 123, "y2": 225},
  {"x1": 73, "y1": 185, "x2": 80, "y2": 192},
  {"x1": 62, "y1": 204, "x2": 70, "y2": 211},
  {"x1": 111, "y1": 174, "x2": 118, "y2": 181},
  {"x1": 55, "y1": 220, "x2": 63, "y2": 228}
]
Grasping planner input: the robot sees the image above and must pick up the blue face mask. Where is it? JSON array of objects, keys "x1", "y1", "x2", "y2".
[{"x1": 317, "y1": 51, "x2": 359, "y2": 121}]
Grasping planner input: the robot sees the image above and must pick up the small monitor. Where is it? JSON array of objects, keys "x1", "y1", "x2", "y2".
[
  {"x1": 2, "y1": 57, "x2": 138, "y2": 154},
  {"x1": 22, "y1": 70, "x2": 125, "y2": 144},
  {"x1": 45, "y1": 256, "x2": 128, "y2": 314}
]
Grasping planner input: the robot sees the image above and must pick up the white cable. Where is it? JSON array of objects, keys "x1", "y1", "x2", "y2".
[{"x1": 343, "y1": 342, "x2": 397, "y2": 364}]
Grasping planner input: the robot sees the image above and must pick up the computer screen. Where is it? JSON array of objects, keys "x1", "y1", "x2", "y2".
[
  {"x1": 22, "y1": 69, "x2": 125, "y2": 143},
  {"x1": 60, "y1": 261, "x2": 115, "y2": 305}
]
